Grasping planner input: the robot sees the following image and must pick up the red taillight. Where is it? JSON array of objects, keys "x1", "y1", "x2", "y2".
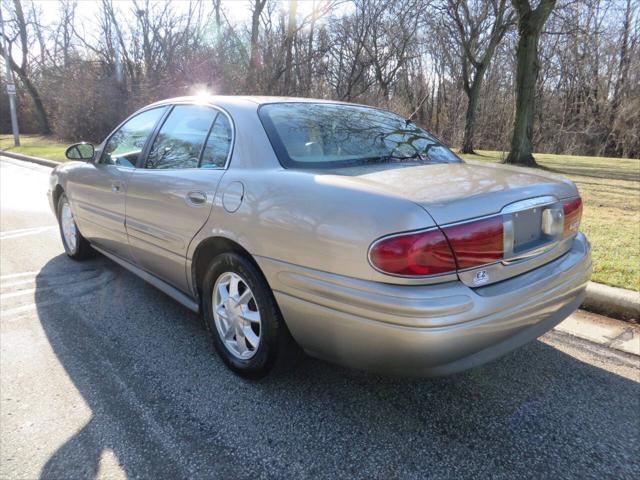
[
  {"x1": 369, "y1": 228, "x2": 457, "y2": 276},
  {"x1": 369, "y1": 216, "x2": 504, "y2": 277},
  {"x1": 442, "y1": 216, "x2": 504, "y2": 269},
  {"x1": 563, "y1": 197, "x2": 582, "y2": 237}
]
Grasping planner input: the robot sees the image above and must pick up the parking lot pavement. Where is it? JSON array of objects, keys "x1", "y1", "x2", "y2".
[{"x1": 1, "y1": 156, "x2": 639, "y2": 479}]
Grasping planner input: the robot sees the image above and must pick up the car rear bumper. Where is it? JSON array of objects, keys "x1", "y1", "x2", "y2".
[{"x1": 256, "y1": 232, "x2": 591, "y2": 376}]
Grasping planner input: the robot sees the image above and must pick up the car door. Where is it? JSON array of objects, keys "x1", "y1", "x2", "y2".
[
  {"x1": 124, "y1": 104, "x2": 233, "y2": 292},
  {"x1": 70, "y1": 106, "x2": 168, "y2": 260}
]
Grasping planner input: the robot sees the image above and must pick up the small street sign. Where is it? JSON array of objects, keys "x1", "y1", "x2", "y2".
[{"x1": 6, "y1": 83, "x2": 16, "y2": 95}]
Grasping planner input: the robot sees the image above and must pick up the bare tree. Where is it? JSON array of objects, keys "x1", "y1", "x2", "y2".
[
  {"x1": 444, "y1": 0, "x2": 513, "y2": 153},
  {"x1": 326, "y1": 1, "x2": 375, "y2": 100},
  {"x1": 364, "y1": 0, "x2": 423, "y2": 103},
  {"x1": 504, "y1": 0, "x2": 556, "y2": 166},
  {"x1": 0, "y1": 0, "x2": 50, "y2": 133},
  {"x1": 0, "y1": 0, "x2": 636, "y2": 159},
  {"x1": 606, "y1": 0, "x2": 634, "y2": 155},
  {"x1": 248, "y1": 0, "x2": 267, "y2": 89},
  {"x1": 283, "y1": 0, "x2": 297, "y2": 94},
  {"x1": 212, "y1": 0, "x2": 222, "y2": 28}
]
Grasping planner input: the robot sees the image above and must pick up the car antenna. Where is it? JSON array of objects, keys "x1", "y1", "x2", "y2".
[{"x1": 406, "y1": 92, "x2": 430, "y2": 125}]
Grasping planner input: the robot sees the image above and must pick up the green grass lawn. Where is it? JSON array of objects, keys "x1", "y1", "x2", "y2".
[
  {"x1": 459, "y1": 150, "x2": 640, "y2": 292},
  {"x1": 1, "y1": 135, "x2": 638, "y2": 291},
  {"x1": 0, "y1": 134, "x2": 68, "y2": 162}
]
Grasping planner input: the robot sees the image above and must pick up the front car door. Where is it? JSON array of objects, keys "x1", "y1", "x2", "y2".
[
  {"x1": 124, "y1": 103, "x2": 233, "y2": 292},
  {"x1": 70, "y1": 107, "x2": 167, "y2": 260}
]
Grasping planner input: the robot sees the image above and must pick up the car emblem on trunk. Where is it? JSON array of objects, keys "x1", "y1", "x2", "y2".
[{"x1": 473, "y1": 269, "x2": 489, "y2": 285}]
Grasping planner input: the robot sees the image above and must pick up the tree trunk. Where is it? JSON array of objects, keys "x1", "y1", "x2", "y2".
[
  {"x1": 213, "y1": 0, "x2": 221, "y2": 28},
  {"x1": 248, "y1": 0, "x2": 266, "y2": 90},
  {"x1": 505, "y1": 22, "x2": 539, "y2": 165},
  {"x1": 461, "y1": 70, "x2": 485, "y2": 154},
  {"x1": 605, "y1": 0, "x2": 631, "y2": 156},
  {"x1": 448, "y1": 0, "x2": 511, "y2": 155},
  {"x1": 19, "y1": 71, "x2": 51, "y2": 134},
  {"x1": 505, "y1": 0, "x2": 555, "y2": 166},
  {"x1": 2, "y1": 0, "x2": 50, "y2": 134},
  {"x1": 284, "y1": 0, "x2": 297, "y2": 94},
  {"x1": 305, "y1": 6, "x2": 315, "y2": 95},
  {"x1": 0, "y1": 51, "x2": 51, "y2": 135}
]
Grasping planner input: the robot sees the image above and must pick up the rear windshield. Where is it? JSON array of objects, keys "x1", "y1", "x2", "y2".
[{"x1": 258, "y1": 102, "x2": 461, "y2": 169}]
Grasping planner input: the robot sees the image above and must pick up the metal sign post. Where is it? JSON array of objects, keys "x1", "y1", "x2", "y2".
[{"x1": 0, "y1": 5, "x2": 20, "y2": 146}]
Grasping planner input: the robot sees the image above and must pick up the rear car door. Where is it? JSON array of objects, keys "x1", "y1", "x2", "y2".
[
  {"x1": 124, "y1": 104, "x2": 233, "y2": 292},
  {"x1": 71, "y1": 107, "x2": 167, "y2": 260}
]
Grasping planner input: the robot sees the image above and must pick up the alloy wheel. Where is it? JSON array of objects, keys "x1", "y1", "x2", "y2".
[
  {"x1": 213, "y1": 272, "x2": 261, "y2": 359},
  {"x1": 60, "y1": 200, "x2": 77, "y2": 254}
]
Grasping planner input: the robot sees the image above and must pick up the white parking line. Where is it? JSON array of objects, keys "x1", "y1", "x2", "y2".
[
  {"x1": 0, "y1": 226, "x2": 57, "y2": 240},
  {"x1": 0, "y1": 271, "x2": 40, "y2": 281},
  {"x1": 0, "y1": 225, "x2": 53, "y2": 235},
  {"x1": 0, "y1": 302, "x2": 50, "y2": 317},
  {"x1": 1, "y1": 278, "x2": 38, "y2": 288},
  {"x1": 0, "y1": 287, "x2": 55, "y2": 299}
]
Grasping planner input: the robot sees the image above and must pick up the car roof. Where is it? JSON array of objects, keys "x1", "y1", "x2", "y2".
[{"x1": 146, "y1": 95, "x2": 354, "y2": 111}]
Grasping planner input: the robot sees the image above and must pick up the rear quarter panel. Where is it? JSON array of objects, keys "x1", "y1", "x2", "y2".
[
  {"x1": 188, "y1": 168, "x2": 438, "y2": 285},
  {"x1": 188, "y1": 100, "x2": 442, "y2": 289}
]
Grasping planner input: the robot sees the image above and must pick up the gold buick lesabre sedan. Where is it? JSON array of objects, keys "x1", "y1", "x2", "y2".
[{"x1": 48, "y1": 96, "x2": 591, "y2": 378}]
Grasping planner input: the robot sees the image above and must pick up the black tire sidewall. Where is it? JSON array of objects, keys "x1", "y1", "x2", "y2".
[{"x1": 202, "y1": 253, "x2": 285, "y2": 378}]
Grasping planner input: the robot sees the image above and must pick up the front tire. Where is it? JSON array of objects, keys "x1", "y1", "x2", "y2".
[
  {"x1": 57, "y1": 193, "x2": 92, "y2": 260},
  {"x1": 202, "y1": 253, "x2": 298, "y2": 378}
]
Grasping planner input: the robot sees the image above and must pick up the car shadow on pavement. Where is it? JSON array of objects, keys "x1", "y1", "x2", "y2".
[{"x1": 34, "y1": 254, "x2": 640, "y2": 479}]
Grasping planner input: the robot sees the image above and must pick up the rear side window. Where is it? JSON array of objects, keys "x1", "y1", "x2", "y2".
[
  {"x1": 201, "y1": 114, "x2": 232, "y2": 168},
  {"x1": 145, "y1": 105, "x2": 217, "y2": 170}
]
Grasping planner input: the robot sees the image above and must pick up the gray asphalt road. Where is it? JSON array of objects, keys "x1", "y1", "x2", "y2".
[{"x1": 1, "y1": 156, "x2": 639, "y2": 480}]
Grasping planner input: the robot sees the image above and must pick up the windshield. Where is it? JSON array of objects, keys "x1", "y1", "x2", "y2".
[{"x1": 258, "y1": 102, "x2": 461, "y2": 169}]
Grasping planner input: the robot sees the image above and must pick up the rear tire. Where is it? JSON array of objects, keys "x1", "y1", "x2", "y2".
[
  {"x1": 202, "y1": 252, "x2": 298, "y2": 378},
  {"x1": 57, "y1": 193, "x2": 93, "y2": 260}
]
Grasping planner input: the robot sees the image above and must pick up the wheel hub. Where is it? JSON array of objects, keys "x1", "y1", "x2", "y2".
[
  {"x1": 60, "y1": 201, "x2": 77, "y2": 253},
  {"x1": 213, "y1": 272, "x2": 261, "y2": 360}
]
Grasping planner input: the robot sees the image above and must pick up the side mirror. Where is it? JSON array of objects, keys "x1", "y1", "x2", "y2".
[{"x1": 65, "y1": 142, "x2": 95, "y2": 162}]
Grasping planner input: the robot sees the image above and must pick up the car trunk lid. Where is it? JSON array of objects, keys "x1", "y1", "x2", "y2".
[
  {"x1": 324, "y1": 160, "x2": 578, "y2": 225},
  {"x1": 319, "y1": 160, "x2": 581, "y2": 286}
]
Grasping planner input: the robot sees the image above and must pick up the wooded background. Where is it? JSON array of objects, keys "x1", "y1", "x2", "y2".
[{"x1": 1, "y1": 0, "x2": 638, "y2": 162}]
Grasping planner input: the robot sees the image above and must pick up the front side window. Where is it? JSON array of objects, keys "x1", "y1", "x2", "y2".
[
  {"x1": 100, "y1": 107, "x2": 167, "y2": 167},
  {"x1": 258, "y1": 103, "x2": 461, "y2": 169},
  {"x1": 145, "y1": 105, "x2": 217, "y2": 170}
]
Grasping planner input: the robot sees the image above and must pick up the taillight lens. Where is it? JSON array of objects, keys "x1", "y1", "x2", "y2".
[
  {"x1": 442, "y1": 216, "x2": 504, "y2": 269},
  {"x1": 563, "y1": 197, "x2": 582, "y2": 237},
  {"x1": 369, "y1": 216, "x2": 505, "y2": 277},
  {"x1": 369, "y1": 228, "x2": 457, "y2": 276}
]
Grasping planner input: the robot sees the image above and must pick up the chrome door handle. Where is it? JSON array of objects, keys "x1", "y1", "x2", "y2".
[
  {"x1": 186, "y1": 191, "x2": 207, "y2": 206},
  {"x1": 111, "y1": 182, "x2": 122, "y2": 193}
]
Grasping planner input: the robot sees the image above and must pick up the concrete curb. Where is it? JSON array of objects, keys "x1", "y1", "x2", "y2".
[
  {"x1": 1, "y1": 149, "x2": 639, "y2": 322},
  {"x1": 581, "y1": 282, "x2": 639, "y2": 322},
  {"x1": 0, "y1": 149, "x2": 62, "y2": 168},
  {"x1": 555, "y1": 309, "x2": 640, "y2": 356}
]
